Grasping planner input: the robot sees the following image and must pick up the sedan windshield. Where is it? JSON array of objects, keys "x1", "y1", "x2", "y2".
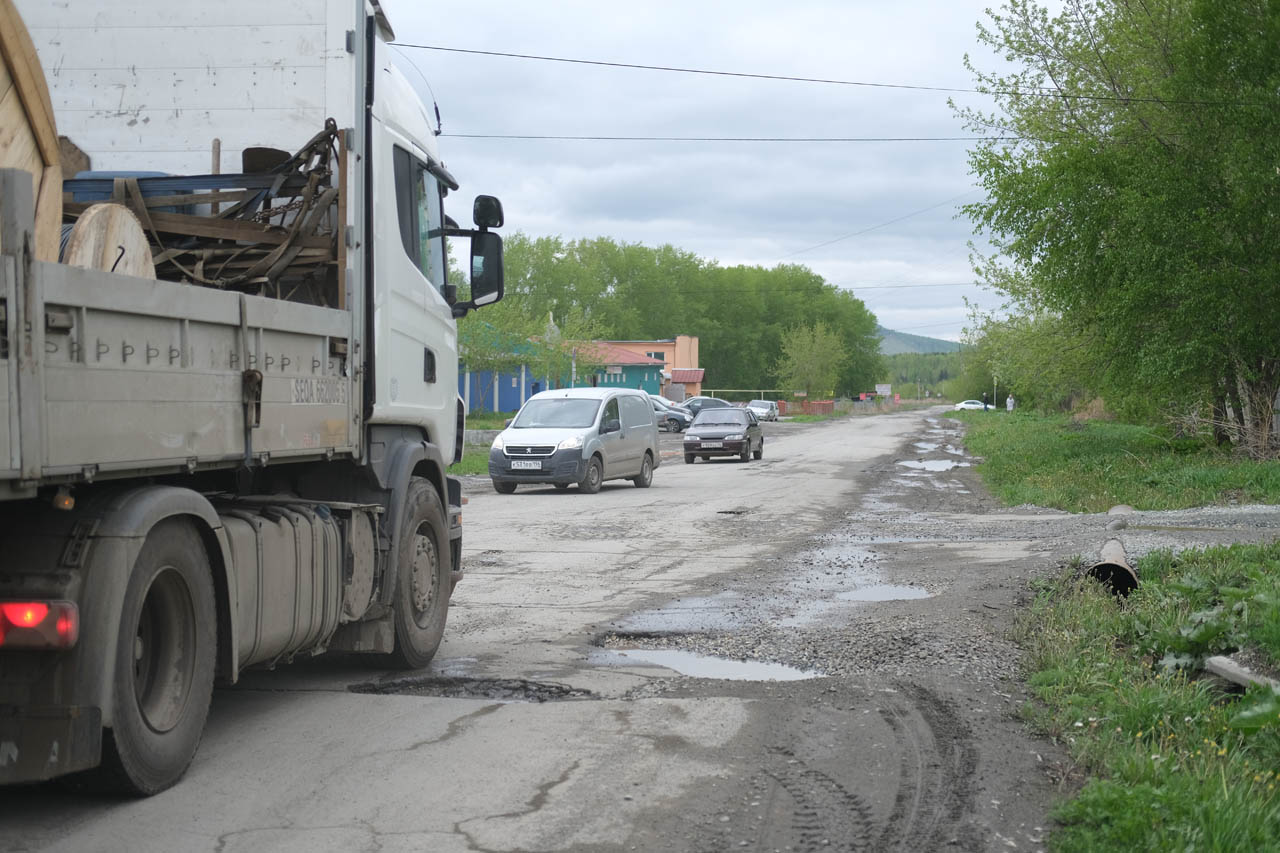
[
  {"x1": 693, "y1": 411, "x2": 748, "y2": 427},
  {"x1": 512, "y1": 398, "x2": 601, "y2": 428}
]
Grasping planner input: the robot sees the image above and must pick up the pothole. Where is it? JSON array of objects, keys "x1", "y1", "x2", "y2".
[
  {"x1": 593, "y1": 633, "x2": 819, "y2": 681},
  {"x1": 837, "y1": 584, "x2": 932, "y2": 602},
  {"x1": 350, "y1": 676, "x2": 593, "y2": 702},
  {"x1": 896, "y1": 459, "x2": 971, "y2": 472},
  {"x1": 603, "y1": 648, "x2": 820, "y2": 681}
]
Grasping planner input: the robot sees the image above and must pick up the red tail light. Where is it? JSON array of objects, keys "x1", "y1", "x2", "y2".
[{"x1": 0, "y1": 601, "x2": 79, "y2": 649}]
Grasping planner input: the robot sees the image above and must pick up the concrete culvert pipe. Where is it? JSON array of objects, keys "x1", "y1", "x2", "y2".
[{"x1": 1087, "y1": 538, "x2": 1138, "y2": 596}]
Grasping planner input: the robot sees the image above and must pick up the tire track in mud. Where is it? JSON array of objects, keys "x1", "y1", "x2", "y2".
[
  {"x1": 749, "y1": 746, "x2": 876, "y2": 852},
  {"x1": 876, "y1": 684, "x2": 981, "y2": 851}
]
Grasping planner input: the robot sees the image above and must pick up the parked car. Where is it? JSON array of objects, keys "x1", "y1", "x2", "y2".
[
  {"x1": 682, "y1": 396, "x2": 733, "y2": 416},
  {"x1": 683, "y1": 407, "x2": 763, "y2": 463},
  {"x1": 650, "y1": 396, "x2": 693, "y2": 432},
  {"x1": 954, "y1": 400, "x2": 987, "y2": 411},
  {"x1": 746, "y1": 399, "x2": 779, "y2": 421},
  {"x1": 490, "y1": 387, "x2": 659, "y2": 493}
]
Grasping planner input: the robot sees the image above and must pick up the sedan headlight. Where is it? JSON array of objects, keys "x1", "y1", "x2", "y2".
[
  {"x1": 557, "y1": 435, "x2": 584, "y2": 451},
  {"x1": 724, "y1": 433, "x2": 744, "y2": 441},
  {"x1": 491, "y1": 435, "x2": 505, "y2": 450},
  {"x1": 683, "y1": 434, "x2": 699, "y2": 441}
]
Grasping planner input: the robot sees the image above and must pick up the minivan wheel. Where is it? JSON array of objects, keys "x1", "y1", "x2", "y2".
[
  {"x1": 492, "y1": 480, "x2": 516, "y2": 494},
  {"x1": 632, "y1": 453, "x2": 653, "y2": 488},
  {"x1": 579, "y1": 457, "x2": 603, "y2": 493}
]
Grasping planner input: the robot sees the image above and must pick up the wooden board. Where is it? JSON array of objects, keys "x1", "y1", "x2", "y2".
[
  {"x1": 62, "y1": 203, "x2": 156, "y2": 279},
  {"x1": 0, "y1": 0, "x2": 60, "y2": 260}
]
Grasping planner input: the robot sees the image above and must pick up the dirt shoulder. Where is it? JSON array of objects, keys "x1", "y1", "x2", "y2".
[{"x1": 597, "y1": 411, "x2": 1280, "y2": 852}]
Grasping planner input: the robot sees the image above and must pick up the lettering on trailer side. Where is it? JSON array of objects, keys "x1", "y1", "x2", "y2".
[{"x1": 292, "y1": 377, "x2": 348, "y2": 405}]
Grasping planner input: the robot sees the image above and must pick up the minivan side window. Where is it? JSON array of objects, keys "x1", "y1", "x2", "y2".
[
  {"x1": 602, "y1": 398, "x2": 620, "y2": 428},
  {"x1": 622, "y1": 395, "x2": 651, "y2": 428}
]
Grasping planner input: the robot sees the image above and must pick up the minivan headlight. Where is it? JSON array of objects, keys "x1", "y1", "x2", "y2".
[
  {"x1": 491, "y1": 435, "x2": 505, "y2": 450},
  {"x1": 557, "y1": 435, "x2": 584, "y2": 451}
]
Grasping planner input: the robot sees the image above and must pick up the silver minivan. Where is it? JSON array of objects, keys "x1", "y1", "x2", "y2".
[{"x1": 488, "y1": 387, "x2": 660, "y2": 494}]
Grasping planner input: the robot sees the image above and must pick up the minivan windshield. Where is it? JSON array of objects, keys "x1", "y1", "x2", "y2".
[{"x1": 511, "y1": 398, "x2": 602, "y2": 428}]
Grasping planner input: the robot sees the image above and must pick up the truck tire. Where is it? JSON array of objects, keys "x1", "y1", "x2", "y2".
[
  {"x1": 389, "y1": 478, "x2": 451, "y2": 668},
  {"x1": 96, "y1": 518, "x2": 217, "y2": 796}
]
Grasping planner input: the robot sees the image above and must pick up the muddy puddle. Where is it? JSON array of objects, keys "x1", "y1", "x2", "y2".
[
  {"x1": 613, "y1": 591, "x2": 748, "y2": 633},
  {"x1": 897, "y1": 459, "x2": 971, "y2": 472},
  {"x1": 597, "y1": 648, "x2": 820, "y2": 681},
  {"x1": 838, "y1": 584, "x2": 932, "y2": 602}
]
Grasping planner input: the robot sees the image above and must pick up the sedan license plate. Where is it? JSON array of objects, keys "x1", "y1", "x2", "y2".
[
  {"x1": 510, "y1": 460, "x2": 542, "y2": 470},
  {"x1": 700, "y1": 441, "x2": 723, "y2": 449}
]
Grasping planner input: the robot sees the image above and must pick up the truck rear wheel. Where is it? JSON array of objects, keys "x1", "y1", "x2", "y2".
[
  {"x1": 389, "y1": 478, "x2": 451, "y2": 668},
  {"x1": 97, "y1": 518, "x2": 217, "y2": 796}
]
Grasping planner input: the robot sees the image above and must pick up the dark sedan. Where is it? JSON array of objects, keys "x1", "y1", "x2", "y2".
[
  {"x1": 681, "y1": 396, "x2": 733, "y2": 416},
  {"x1": 683, "y1": 407, "x2": 763, "y2": 463},
  {"x1": 651, "y1": 397, "x2": 693, "y2": 432}
]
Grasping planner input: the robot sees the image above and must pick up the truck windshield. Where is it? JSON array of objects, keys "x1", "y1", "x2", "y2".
[{"x1": 512, "y1": 399, "x2": 602, "y2": 428}]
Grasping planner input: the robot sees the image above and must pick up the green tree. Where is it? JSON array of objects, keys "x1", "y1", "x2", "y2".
[
  {"x1": 775, "y1": 322, "x2": 848, "y2": 398},
  {"x1": 957, "y1": 0, "x2": 1280, "y2": 455}
]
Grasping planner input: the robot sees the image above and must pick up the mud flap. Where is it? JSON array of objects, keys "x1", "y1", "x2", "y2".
[{"x1": 0, "y1": 704, "x2": 102, "y2": 783}]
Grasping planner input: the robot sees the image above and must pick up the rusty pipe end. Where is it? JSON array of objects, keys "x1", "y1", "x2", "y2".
[{"x1": 1088, "y1": 539, "x2": 1138, "y2": 596}]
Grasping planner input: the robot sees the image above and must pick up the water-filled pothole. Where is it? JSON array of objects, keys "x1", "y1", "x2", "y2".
[
  {"x1": 896, "y1": 459, "x2": 971, "y2": 472},
  {"x1": 601, "y1": 648, "x2": 820, "y2": 682},
  {"x1": 350, "y1": 676, "x2": 592, "y2": 702},
  {"x1": 837, "y1": 584, "x2": 932, "y2": 602}
]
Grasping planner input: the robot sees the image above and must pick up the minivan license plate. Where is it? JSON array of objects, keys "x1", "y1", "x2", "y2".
[
  {"x1": 700, "y1": 441, "x2": 722, "y2": 448},
  {"x1": 511, "y1": 460, "x2": 541, "y2": 470}
]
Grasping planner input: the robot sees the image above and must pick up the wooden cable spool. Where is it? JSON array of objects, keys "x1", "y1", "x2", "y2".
[
  {"x1": 61, "y1": 203, "x2": 156, "y2": 279},
  {"x1": 0, "y1": 0, "x2": 61, "y2": 261}
]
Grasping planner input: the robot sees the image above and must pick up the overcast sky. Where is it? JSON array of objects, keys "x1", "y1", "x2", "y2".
[{"x1": 380, "y1": 0, "x2": 1015, "y2": 342}]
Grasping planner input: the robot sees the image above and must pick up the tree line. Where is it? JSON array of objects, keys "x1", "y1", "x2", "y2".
[
  {"x1": 952, "y1": 0, "x2": 1279, "y2": 456},
  {"x1": 458, "y1": 234, "x2": 883, "y2": 400}
]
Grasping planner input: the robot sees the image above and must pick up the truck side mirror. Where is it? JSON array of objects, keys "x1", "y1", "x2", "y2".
[{"x1": 470, "y1": 231, "x2": 504, "y2": 307}]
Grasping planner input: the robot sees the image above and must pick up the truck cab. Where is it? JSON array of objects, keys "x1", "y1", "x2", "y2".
[{"x1": 0, "y1": 0, "x2": 503, "y2": 794}]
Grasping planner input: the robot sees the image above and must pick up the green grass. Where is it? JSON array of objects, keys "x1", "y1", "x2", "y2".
[
  {"x1": 465, "y1": 411, "x2": 517, "y2": 430},
  {"x1": 786, "y1": 412, "x2": 843, "y2": 423},
  {"x1": 1015, "y1": 544, "x2": 1280, "y2": 851},
  {"x1": 956, "y1": 412, "x2": 1280, "y2": 512},
  {"x1": 449, "y1": 446, "x2": 491, "y2": 476}
]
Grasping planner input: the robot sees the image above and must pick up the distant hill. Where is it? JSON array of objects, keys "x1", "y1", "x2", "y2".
[{"x1": 877, "y1": 326, "x2": 962, "y2": 356}]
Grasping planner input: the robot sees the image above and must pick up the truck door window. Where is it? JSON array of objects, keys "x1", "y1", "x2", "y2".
[{"x1": 392, "y1": 146, "x2": 447, "y2": 296}]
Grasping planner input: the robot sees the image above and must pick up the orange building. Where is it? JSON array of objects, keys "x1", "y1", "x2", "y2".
[{"x1": 600, "y1": 336, "x2": 702, "y2": 399}]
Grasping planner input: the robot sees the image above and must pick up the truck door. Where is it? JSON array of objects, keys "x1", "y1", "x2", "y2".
[{"x1": 369, "y1": 124, "x2": 458, "y2": 440}]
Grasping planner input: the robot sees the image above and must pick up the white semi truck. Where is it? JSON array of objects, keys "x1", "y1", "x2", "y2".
[{"x1": 0, "y1": 0, "x2": 503, "y2": 793}]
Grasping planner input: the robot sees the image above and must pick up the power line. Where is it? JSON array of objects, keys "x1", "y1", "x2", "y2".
[
  {"x1": 444, "y1": 133, "x2": 1006, "y2": 143},
  {"x1": 391, "y1": 43, "x2": 986, "y2": 94},
  {"x1": 391, "y1": 43, "x2": 1268, "y2": 108},
  {"x1": 781, "y1": 190, "x2": 980, "y2": 258}
]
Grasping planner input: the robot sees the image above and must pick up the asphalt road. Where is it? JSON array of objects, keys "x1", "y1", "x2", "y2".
[{"x1": 2, "y1": 409, "x2": 1070, "y2": 852}]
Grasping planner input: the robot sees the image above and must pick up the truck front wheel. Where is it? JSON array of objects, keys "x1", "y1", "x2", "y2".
[
  {"x1": 389, "y1": 478, "x2": 451, "y2": 668},
  {"x1": 98, "y1": 518, "x2": 217, "y2": 796}
]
